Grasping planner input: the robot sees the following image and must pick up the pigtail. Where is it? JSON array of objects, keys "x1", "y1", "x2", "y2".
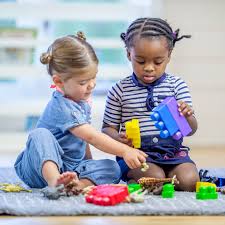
[
  {"x1": 173, "y1": 28, "x2": 191, "y2": 46},
  {"x1": 120, "y1": 32, "x2": 126, "y2": 42}
]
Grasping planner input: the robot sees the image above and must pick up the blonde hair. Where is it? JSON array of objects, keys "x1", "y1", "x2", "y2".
[{"x1": 40, "y1": 31, "x2": 98, "y2": 79}]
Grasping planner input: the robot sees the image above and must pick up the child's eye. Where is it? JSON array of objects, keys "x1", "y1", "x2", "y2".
[
  {"x1": 136, "y1": 60, "x2": 145, "y2": 64},
  {"x1": 79, "y1": 81, "x2": 87, "y2": 85},
  {"x1": 154, "y1": 61, "x2": 163, "y2": 65}
]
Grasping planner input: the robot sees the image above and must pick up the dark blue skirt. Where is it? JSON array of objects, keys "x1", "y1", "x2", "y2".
[{"x1": 117, "y1": 135, "x2": 194, "y2": 181}]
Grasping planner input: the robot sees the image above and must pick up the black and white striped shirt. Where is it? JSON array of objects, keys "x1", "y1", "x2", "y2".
[{"x1": 103, "y1": 73, "x2": 193, "y2": 137}]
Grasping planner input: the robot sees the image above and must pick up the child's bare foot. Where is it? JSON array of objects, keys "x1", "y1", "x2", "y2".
[
  {"x1": 56, "y1": 171, "x2": 86, "y2": 195},
  {"x1": 56, "y1": 171, "x2": 78, "y2": 187},
  {"x1": 55, "y1": 171, "x2": 94, "y2": 195}
]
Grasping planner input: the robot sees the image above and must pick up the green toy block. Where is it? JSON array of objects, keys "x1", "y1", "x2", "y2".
[
  {"x1": 196, "y1": 186, "x2": 218, "y2": 200},
  {"x1": 162, "y1": 183, "x2": 175, "y2": 198},
  {"x1": 128, "y1": 183, "x2": 142, "y2": 194}
]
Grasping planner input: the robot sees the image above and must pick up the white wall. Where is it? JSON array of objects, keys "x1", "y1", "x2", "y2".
[{"x1": 160, "y1": 0, "x2": 225, "y2": 148}]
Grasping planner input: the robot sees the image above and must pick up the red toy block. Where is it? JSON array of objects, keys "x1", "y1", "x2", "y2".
[{"x1": 85, "y1": 184, "x2": 129, "y2": 206}]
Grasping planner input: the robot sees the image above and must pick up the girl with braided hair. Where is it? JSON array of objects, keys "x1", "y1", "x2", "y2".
[
  {"x1": 14, "y1": 32, "x2": 147, "y2": 192},
  {"x1": 102, "y1": 18, "x2": 199, "y2": 191}
]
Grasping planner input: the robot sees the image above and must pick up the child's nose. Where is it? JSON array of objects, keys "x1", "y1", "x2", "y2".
[
  {"x1": 88, "y1": 80, "x2": 96, "y2": 89},
  {"x1": 144, "y1": 63, "x2": 154, "y2": 72}
]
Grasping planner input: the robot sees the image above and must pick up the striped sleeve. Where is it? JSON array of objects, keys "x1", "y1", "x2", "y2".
[
  {"x1": 174, "y1": 77, "x2": 193, "y2": 107},
  {"x1": 103, "y1": 82, "x2": 123, "y2": 126}
]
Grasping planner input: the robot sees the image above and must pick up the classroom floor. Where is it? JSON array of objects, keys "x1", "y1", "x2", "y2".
[{"x1": 0, "y1": 147, "x2": 224, "y2": 224}]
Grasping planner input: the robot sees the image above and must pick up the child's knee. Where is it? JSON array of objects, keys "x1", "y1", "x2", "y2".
[{"x1": 177, "y1": 172, "x2": 200, "y2": 191}]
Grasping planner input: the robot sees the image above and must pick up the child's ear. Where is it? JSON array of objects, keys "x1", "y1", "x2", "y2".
[
  {"x1": 127, "y1": 49, "x2": 131, "y2": 61},
  {"x1": 52, "y1": 74, "x2": 64, "y2": 88}
]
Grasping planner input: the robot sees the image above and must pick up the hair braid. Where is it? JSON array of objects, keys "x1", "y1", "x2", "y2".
[{"x1": 121, "y1": 17, "x2": 191, "y2": 50}]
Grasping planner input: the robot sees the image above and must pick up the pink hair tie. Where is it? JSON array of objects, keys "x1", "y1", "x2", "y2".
[
  {"x1": 50, "y1": 84, "x2": 56, "y2": 88},
  {"x1": 50, "y1": 84, "x2": 64, "y2": 94}
]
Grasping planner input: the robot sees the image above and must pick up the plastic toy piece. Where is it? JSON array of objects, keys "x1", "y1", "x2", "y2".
[
  {"x1": 151, "y1": 103, "x2": 179, "y2": 139},
  {"x1": 127, "y1": 184, "x2": 146, "y2": 203},
  {"x1": 138, "y1": 176, "x2": 179, "y2": 187},
  {"x1": 125, "y1": 119, "x2": 149, "y2": 172},
  {"x1": 215, "y1": 178, "x2": 225, "y2": 187},
  {"x1": 128, "y1": 189, "x2": 148, "y2": 203},
  {"x1": 42, "y1": 179, "x2": 85, "y2": 200},
  {"x1": 141, "y1": 162, "x2": 149, "y2": 172},
  {"x1": 199, "y1": 169, "x2": 218, "y2": 183},
  {"x1": 125, "y1": 119, "x2": 141, "y2": 148},
  {"x1": 85, "y1": 184, "x2": 129, "y2": 206},
  {"x1": 162, "y1": 183, "x2": 175, "y2": 198},
  {"x1": 128, "y1": 183, "x2": 142, "y2": 193},
  {"x1": 199, "y1": 169, "x2": 225, "y2": 187},
  {"x1": 41, "y1": 184, "x2": 66, "y2": 200},
  {"x1": 150, "y1": 97, "x2": 192, "y2": 140},
  {"x1": 0, "y1": 183, "x2": 32, "y2": 193},
  {"x1": 217, "y1": 186, "x2": 225, "y2": 194},
  {"x1": 161, "y1": 97, "x2": 192, "y2": 137},
  {"x1": 138, "y1": 176, "x2": 179, "y2": 195},
  {"x1": 196, "y1": 181, "x2": 216, "y2": 192},
  {"x1": 196, "y1": 186, "x2": 218, "y2": 200}
]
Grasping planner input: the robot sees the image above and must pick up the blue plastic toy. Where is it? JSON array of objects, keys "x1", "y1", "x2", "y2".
[{"x1": 150, "y1": 97, "x2": 192, "y2": 140}]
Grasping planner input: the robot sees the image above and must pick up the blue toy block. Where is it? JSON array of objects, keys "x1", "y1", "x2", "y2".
[
  {"x1": 151, "y1": 103, "x2": 180, "y2": 139},
  {"x1": 216, "y1": 178, "x2": 225, "y2": 187},
  {"x1": 150, "y1": 97, "x2": 192, "y2": 140},
  {"x1": 161, "y1": 97, "x2": 192, "y2": 137}
]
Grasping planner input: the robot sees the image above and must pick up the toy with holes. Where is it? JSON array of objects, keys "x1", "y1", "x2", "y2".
[
  {"x1": 85, "y1": 184, "x2": 129, "y2": 206},
  {"x1": 150, "y1": 97, "x2": 192, "y2": 140},
  {"x1": 125, "y1": 119, "x2": 149, "y2": 172},
  {"x1": 196, "y1": 185, "x2": 218, "y2": 200},
  {"x1": 196, "y1": 181, "x2": 217, "y2": 192},
  {"x1": 162, "y1": 183, "x2": 175, "y2": 198},
  {"x1": 125, "y1": 119, "x2": 141, "y2": 148}
]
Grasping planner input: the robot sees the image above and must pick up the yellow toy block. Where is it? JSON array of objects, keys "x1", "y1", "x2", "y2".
[
  {"x1": 125, "y1": 119, "x2": 141, "y2": 148},
  {"x1": 196, "y1": 181, "x2": 216, "y2": 192}
]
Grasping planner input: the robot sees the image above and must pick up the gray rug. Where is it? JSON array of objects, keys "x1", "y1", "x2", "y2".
[{"x1": 0, "y1": 168, "x2": 225, "y2": 216}]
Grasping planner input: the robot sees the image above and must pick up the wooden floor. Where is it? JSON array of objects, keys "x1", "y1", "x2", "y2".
[
  {"x1": 1, "y1": 216, "x2": 225, "y2": 225},
  {"x1": 0, "y1": 147, "x2": 225, "y2": 224}
]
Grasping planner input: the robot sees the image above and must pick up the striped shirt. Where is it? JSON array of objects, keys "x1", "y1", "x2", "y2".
[{"x1": 103, "y1": 73, "x2": 193, "y2": 137}]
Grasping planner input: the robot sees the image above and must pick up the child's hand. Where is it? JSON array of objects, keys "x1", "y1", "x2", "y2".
[
  {"x1": 122, "y1": 148, "x2": 147, "y2": 169},
  {"x1": 117, "y1": 132, "x2": 133, "y2": 147},
  {"x1": 178, "y1": 101, "x2": 194, "y2": 118}
]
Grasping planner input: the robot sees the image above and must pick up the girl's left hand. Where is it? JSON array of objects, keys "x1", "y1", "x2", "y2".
[{"x1": 178, "y1": 101, "x2": 194, "y2": 118}]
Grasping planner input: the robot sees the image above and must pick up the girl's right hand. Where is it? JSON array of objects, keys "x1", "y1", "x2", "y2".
[
  {"x1": 117, "y1": 132, "x2": 133, "y2": 147},
  {"x1": 122, "y1": 148, "x2": 148, "y2": 169}
]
